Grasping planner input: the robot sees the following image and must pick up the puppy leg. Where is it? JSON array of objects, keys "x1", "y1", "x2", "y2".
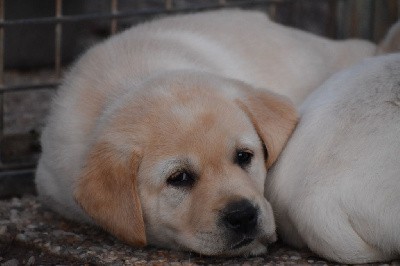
[{"x1": 376, "y1": 21, "x2": 400, "y2": 54}]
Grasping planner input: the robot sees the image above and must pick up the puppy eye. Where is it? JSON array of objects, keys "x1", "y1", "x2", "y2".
[
  {"x1": 235, "y1": 150, "x2": 253, "y2": 168},
  {"x1": 167, "y1": 171, "x2": 195, "y2": 188}
]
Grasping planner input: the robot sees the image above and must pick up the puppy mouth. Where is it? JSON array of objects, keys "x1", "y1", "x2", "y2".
[
  {"x1": 229, "y1": 232, "x2": 276, "y2": 251},
  {"x1": 231, "y1": 237, "x2": 255, "y2": 249}
]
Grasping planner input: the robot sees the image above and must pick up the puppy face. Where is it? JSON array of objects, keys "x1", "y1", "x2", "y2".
[
  {"x1": 74, "y1": 72, "x2": 297, "y2": 256},
  {"x1": 137, "y1": 86, "x2": 274, "y2": 256}
]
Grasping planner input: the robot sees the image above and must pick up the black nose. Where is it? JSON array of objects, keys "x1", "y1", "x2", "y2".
[{"x1": 222, "y1": 199, "x2": 258, "y2": 235}]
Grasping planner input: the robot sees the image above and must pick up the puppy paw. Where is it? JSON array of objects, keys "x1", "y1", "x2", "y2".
[{"x1": 377, "y1": 21, "x2": 400, "y2": 54}]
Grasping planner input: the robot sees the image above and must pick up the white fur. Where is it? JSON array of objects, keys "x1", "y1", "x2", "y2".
[{"x1": 266, "y1": 54, "x2": 400, "y2": 263}]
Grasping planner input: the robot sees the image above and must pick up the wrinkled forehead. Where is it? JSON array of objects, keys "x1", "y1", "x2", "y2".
[{"x1": 146, "y1": 87, "x2": 259, "y2": 151}]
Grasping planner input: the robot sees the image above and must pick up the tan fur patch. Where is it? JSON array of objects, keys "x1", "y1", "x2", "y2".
[
  {"x1": 236, "y1": 89, "x2": 298, "y2": 168},
  {"x1": 74, "y1": 142, "x2": 146, "y2": 246}
]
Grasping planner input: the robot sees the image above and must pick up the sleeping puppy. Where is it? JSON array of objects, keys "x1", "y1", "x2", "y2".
[
  {"x1": 265, "y1": 54, "x2": 400, "y2": 263},
  {"x1": 36, "y1": 9, "x2": 393, "y2": 255}
]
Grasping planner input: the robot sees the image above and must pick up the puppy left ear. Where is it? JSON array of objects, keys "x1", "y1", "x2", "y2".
[
  {"x1": 74, "y1": 141, "x2": 146, "y2": 246},
  {"x1": 237, "y1": 89, "x2": 298, "y2": 168}
]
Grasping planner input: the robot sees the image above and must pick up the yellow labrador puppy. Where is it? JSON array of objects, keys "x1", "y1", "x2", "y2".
[{"x1": 35, "y1": 9, "x2": 395, "y2": 255}]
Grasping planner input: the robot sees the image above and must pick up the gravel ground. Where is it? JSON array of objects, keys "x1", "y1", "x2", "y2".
[{"x1": 0, "y1": 196, "x2": 399, "y2": 266}]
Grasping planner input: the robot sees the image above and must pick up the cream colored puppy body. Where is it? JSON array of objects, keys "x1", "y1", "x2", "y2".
[
  {"x1": 266, "y1": 54, "x2": 400, "y2": 263},
  {"x1": 37, "y1": 10, "x2": 378, "y2": 255}
]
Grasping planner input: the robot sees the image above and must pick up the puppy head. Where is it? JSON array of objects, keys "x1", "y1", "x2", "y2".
[{"x1": 74, "y1": 72, "x2": 297, "y2": 255}]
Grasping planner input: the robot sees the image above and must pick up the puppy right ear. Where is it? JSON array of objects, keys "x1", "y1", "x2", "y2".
[
  {"x1": 236, "y1": 88, "x2": 298, "y2": 168},
  {"x1": 74, "y1": 141, "x2": 146, "y2": 246}
]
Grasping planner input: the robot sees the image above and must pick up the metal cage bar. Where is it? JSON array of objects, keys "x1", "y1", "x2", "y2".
[
  {"x1": 111, "y1": 0, "x2": 119, "y2": 34},
  {"x1": 0, "y1": 0, "x2": 4, "y2": 136},
  {"x1": 0, "y1": 0, "x2": 4, "y2": 175},
  {"x1": 55, "y1": 0, "x2": 63, "y2": 79}
]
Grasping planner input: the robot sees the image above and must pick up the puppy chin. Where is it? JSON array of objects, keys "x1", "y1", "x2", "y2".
[
  {"x1": 220, "y1": 231, "x2": 277, "y2": 256},
  {"x1": 221, "y1": 240, "x2": 269, "y2": 257},
  {"x1": 192, "y1": 238, "x2": 269, "y2": 257}
]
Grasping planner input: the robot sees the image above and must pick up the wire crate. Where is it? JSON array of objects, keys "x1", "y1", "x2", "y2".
[{"x1": 0, "y1": 0, "x2": 398, "y2": 197}]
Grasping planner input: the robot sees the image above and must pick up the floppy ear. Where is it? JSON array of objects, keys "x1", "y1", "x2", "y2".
[
  {"x1": 237, "y1": 89, "x2": 298, "y2": 168},
  {"x1": 74, "y1": 141, "x2": 146, "y2": 246}
]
